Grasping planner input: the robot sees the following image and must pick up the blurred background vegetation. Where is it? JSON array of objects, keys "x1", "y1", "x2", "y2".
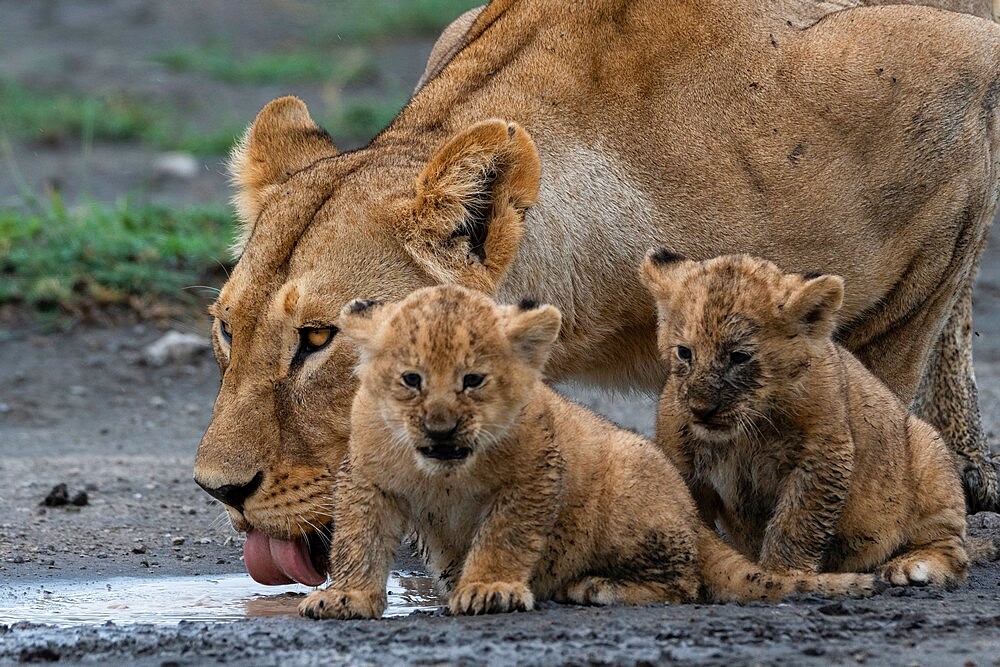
[{"x1": 0, "y1": 0, "x2": 480, "y2": 320}]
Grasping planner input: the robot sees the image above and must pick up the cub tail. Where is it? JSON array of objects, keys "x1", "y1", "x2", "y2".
[{"x1": 696, "y1": 527, "x2": 877, "y2": 602}]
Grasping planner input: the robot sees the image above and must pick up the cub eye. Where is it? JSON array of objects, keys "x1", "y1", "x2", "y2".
[
  {"x1": 402, "y1": 372, "x2": 423, "y2": 390},
  {"x1": 219, "y1": 320, "x2": 233, "y2": 344},
  {"x1": 300, "y1": 327, "x2": 337, "y2": 354},
  {"x1": 676, "y1": 346, "x2": 693, "y2": 362},
  {"x1": 463, "y1": 373, "x2": 486, "y2": 390},
  {"x1": 730, "y1": 351, "x2": 752, "y2": 365}
]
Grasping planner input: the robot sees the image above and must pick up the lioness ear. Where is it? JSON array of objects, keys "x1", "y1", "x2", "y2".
[
  {"x1": 502, "y1": 300, "x2": 562, "y2": 369},
  {"x1": 408, "y1": 119, "x2": 541, "y2": 292},
  {"x1": 229, "y1": 96, "x2": 338, "y2": 255},
  {"x1": 639, "y1": 247, "x2": 692, "y2": 299},
  {"x1": 337, "y1": 299, "x2": 392, "y2": 350},
  {"x1": 784, "y1": 274, "x2": 844, "y2": 338}
]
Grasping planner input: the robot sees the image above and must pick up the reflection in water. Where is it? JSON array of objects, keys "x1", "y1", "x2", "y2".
[{"x1": 0, "y1": 571, "x2": 443, "y2": 627}]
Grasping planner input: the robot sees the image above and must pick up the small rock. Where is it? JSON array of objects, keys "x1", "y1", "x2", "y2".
[
  {"x1": 132, "y1": 545, "x2": 147, "y2": 554},
  {"x1": 153, "y1": 151, "x2": 199, "y2": 180},
  {"x1": 70, "y1": 491, "x2": 88, "y2": 507},
  {"x1": 195, "y1": 537, "x2": 212, "y2": 545},
  {"x1": 149, "y1": 396, "x2": 167, "y2": 408},
  {"x1": 181, "y1": 506, "x2": 197, "y2": 516},
  {"x1": 141, "y1": 331, "x2": 210, "y2": 367},
  {"x1": 171, "y1": 537, "x2": 186, "y2": 546},
  {"x1": 40, "y1": 484, "x2": 70, "y2": 507}
]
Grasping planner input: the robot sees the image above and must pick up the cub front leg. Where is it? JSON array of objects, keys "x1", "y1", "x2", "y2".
[
  {"x1": 759, "y1": 441, "x2": 853, "y2": 573},
  {"x1": 450, "y1": 457, "x2": 562, "y2": 615},
  {"x1": 300, "y1": 465, "x2": 405, "y2": 620}
]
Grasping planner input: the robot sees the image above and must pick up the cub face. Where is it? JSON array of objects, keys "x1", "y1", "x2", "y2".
[
  {"x1": 640, "y1": 249, "x2": 845, "y2": 444},
  {"x1": 338, "y1": 287, "x2": 561, "y2": 474}
]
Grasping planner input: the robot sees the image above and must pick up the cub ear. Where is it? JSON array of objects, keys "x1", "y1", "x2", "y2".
[
  {"x1": 501, "y1": 300, "x2": 562, "y2": 369},
  {"x1": 337, "y1": 299, "x2": 393, "y2": 351},
  {"x1": 784, "y1": 274, "x2": 845, "y2": 338},
  {"x1": 229, "y1": 96, "x2": 338, "y2": 255},
  {"x1": 639, "y1": 247, "x2": 692, "y2": 299},
  {"x1": 408, "y1": 119, "x2": 541, "y2": 292}
]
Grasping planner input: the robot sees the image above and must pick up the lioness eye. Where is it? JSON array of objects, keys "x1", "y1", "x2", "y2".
[
  {"x1": 463, "y1": 373, "x2": 486, "y2": 390},
  {"x1": 730, "y1": 351, "x2": 752, "y2": 365},
  {"x1": 300, "y1": 327, "x2": 337, "y2": 354},
  {"x1": 219, "y1": 320, "x2": 233, "y2": 344},
  {"x1": 676, "y1": 346, "x2": 693, "y2": 362},
  {"x1": 402, "y1": 372, "x2": 423, "y2": 390}
]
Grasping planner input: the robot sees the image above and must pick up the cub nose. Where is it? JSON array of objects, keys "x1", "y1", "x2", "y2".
[
  {"x1": 194, "y1": 470, "x2": 263, "y2": 511},
  {"x1": 690, "y1": 400, "x2": 721, "y2": 421},
  {"x1": 423, "y1": 423, "x2": 458, "y2": 443}
]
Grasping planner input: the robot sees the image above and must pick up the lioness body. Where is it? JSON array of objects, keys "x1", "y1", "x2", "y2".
[
  {"x1": 194, "y1": 0, "x2": 1000, "y2": 578},
  {"x1": 299, "y1": 286, "x2": 873, "y2": 619},
  {"x1": 645, "y1": 253, "x2": 969, "y2": 586}
]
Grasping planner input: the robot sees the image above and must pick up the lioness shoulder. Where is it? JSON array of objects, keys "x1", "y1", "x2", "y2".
[
  {"x1": 642, "y1": 250, "x2": 969, "y2": 587},
  {"x1": 299, "y1": 285, "x2": 874, "y2": 620}
]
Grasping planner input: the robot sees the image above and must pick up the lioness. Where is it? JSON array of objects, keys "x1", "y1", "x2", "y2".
[
  {"x1": 643, "y1": 251, "x2": 969, "y2": 587},
  {"x1": 298, "y1": 285, "x2": 875, "y2": 619},
  {"x1": 194, "y1": 0, "x2": 1000, "y2": 585}
]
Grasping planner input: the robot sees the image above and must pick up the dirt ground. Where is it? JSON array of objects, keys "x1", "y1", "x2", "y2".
[{"x1": 3, "y1": 1, "x2": 1000, "y2": 665}]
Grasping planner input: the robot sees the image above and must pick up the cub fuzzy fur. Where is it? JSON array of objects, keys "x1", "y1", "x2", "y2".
[
  {"x1": 299, "y1": 285, "x2": 874, "y2": 620},
  {"x1": 643, "y1": 251, "x2": 969, "y2": 587}
]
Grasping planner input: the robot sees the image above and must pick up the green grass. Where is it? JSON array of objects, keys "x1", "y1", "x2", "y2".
[
  {"x1": 324, "y1": 0, "x2": 483, "y2": 40},
  {"x1": 0, "y1": 198, "x2": 235, "y2": 310},
  {"x1": 0, "y1": 80, "x2": 160, "y2": 145},
  {"x1": 152, "y1": 44, "x2": 375, "y2": 85}
]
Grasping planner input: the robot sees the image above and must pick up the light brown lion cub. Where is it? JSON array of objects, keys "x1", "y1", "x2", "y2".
[
  {"x1": 299, "y1": 285, "x2": 874, "y2": 620},
  {"x1": 642, "y1": 250, "x2": 969, "y2": 587}
]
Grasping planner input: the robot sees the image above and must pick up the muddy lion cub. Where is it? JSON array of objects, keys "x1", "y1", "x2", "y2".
[
  {"x1": 299, "y1": 285, "x2": 874, "y2": 620},
  {"x1": 642, "y1": 251, "x2": 968, "y2": 587}
]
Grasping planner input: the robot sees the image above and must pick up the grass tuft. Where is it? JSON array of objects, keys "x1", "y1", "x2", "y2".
[
  {"x1": 0, "y1": 197, "x2": 235, "y2": 310},
  {"x1": 152, "y1": 44, "x2": 375, "y2": 85}
]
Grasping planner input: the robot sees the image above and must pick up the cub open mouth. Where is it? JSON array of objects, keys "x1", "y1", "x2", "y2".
[{"x1": 418, "y1": 444, "x2": 473, "y2": 461}]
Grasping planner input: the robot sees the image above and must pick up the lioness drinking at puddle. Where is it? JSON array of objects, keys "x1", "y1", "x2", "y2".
[
  {"x1": 193, "y1": 1, "x2": 1000, "y2": 588},
  {"x1": 298, "y1": 286, "x2": 874, "y2": 619}
]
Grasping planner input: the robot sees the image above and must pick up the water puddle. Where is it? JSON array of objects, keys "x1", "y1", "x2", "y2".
[{"x1": 0, "y1": 571, "x2": 443, "y2": 626}]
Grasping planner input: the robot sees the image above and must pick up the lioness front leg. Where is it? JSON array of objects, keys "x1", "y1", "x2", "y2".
[
  {"x1": 759, "y1": 444, "x2": 853, "y2": 573},
  {"x1": 449, "y1": 491, "x2": 555, "y2": 615},
  {"x1": 913, "y1": 279, "x2": 1000, "y2": 514},
  {"x1": 299, "y1": 468, "x2": 405, "y2": 620}
]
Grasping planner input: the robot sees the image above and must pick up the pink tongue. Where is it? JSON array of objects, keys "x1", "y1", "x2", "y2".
[{"x1": 243, "y1": 529, "x2": 326, "y2": 587}]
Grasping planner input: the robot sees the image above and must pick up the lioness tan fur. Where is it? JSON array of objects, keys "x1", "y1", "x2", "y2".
[
  {"x1": 416, "y1": 0, "x2": 998, "y2": 94},
  {"x1": 298, "y1": 285, "x2": 874, "y2": 619},
  {"x1": 194, "y1": 0, "x2": 1000, "y2": 575},
  {"x1": 644, "y1": 251, "x2": 969, "y2": 587}
]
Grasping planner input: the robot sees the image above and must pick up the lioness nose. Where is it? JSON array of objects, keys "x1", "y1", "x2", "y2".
[
  {"x1": 690, "y1": 400, "x2": 721, "y2": 421},
  {"x1": 194, "y1": 471, "x2": 263, "y2": 511}
]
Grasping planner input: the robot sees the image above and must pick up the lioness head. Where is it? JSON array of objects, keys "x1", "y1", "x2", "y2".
[
  {"x1": 192, "y1": 97, "x2": 541, "y2": 584},
  {"x1": 339, "y1": 286, "x2": 561, "y2": 474},
  {"x1": 640, "y1": 249, "x2": 844, "y2": 444}
]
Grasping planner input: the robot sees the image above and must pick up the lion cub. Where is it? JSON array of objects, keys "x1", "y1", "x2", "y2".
[
  {"x1": 642, "y1": 250, "x2": 969, "y2": 587},
  {"x1": 299, "y1": 285, "x2": 874, "y2": 620}
]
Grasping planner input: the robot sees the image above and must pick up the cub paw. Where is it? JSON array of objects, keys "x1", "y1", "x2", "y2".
[
  {"x1": 298, "y1": 588, "x2": 385, "y2": 620},
  {"x1": 449, "y1": 581, "x2": 534, "y2": 615},
  {"x1": 562, "y1": 576, "x2": 620, "y2": 606},
  {"x1": 878, "y1": 558, "x2": 953, "y2": 587}
]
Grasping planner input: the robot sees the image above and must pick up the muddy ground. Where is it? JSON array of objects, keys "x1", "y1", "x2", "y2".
[{"x1": 3, "y1": 1, "x2": 1000, "y2": 665}]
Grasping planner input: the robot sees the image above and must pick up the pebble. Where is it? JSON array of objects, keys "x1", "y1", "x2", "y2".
[
  {"x1": 152, "y1": 152, "x2": 199, "y2": 180},
  {"x1": 141, "y1": 331, "x2": 210, "y2": 367},
  {"x1": 171, "y1": 537, "x2": 185, "y2": 546}
]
